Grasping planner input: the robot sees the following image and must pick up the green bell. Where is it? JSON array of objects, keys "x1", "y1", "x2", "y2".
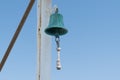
[
  {"x1": 45, "y1": 8, "x2": 68, "y2": 70},
  {"x1": 45, "y1": 8, "x2": 68, "y2": 36}
]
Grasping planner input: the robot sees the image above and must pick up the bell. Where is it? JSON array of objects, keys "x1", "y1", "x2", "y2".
[
  {"x1": 45, "y1": 8, "x2": 68, "y2": 70},
  {"x1": 45, "y1": 8, "x2": 68, "y2": 36}
]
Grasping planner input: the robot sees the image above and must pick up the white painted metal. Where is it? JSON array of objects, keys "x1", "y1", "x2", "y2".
[{"x1": 37, "y1": 0, "x2": 51, "y2": 80}]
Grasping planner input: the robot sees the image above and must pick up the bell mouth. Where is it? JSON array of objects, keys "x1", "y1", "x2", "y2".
[{"x1": 45, "y1": 27, "x2": 68, "y2": 36}]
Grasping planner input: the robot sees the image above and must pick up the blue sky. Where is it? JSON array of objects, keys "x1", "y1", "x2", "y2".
[{"x1": 0, "y1": 0, "x2": 120, "y2": 80}]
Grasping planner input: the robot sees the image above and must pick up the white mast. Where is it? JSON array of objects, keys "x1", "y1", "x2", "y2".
[{"x1": 37, "y1": 0, "x2": 51, "y2": 80}]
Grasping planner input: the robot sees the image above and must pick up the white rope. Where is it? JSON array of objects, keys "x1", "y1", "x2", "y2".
[{"x1": 55, "y1": 36, "x2": 62, "y2": 70}]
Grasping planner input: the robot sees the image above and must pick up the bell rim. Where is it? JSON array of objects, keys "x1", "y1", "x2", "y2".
[{"x1": 45, "y1": 27, "x2": 68, "y2": 36}]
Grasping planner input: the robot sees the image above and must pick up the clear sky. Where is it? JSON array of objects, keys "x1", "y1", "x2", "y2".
[{"x1": 0, "y1": 0, "x2": 120, "y2": 80}]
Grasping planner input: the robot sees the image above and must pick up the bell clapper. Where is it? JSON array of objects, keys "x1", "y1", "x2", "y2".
[{"x1": 55, "y1": 35, "x2": 62, "y2": 70}]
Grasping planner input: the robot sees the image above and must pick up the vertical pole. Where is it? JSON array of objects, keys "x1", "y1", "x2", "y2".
[
  {"x1": 37, "y1": 0, "x2": 41, "y2": 80},
  {"x1": 37, "y1": 0, "x2": 51, "y2": 80}
]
